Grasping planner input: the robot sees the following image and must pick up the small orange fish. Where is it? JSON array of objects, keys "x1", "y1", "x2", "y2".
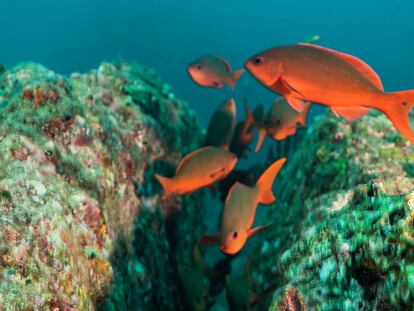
[
  {"x1": 205, "y1": 98, "x2": 236, "y2": 149},
  {"x1": 245, "y1": 43, "x2": 414, "y2": 143},
  {"x1": 254, "y1": 98, "x2": 310, "y2": 152},
  {"x1": 201, "y1": 158, "x2": 286, "y2": 254},
  {"x1": 156, "y1": 146, "x2": 237, "y2": 197},
  {"x1": 188, "y1": 55, "x2": 245, "y2": 90}
]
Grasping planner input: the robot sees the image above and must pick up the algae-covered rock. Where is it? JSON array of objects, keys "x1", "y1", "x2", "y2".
[
  {"x1": 0, "y1": 61, "x2": 204, "y2": 310},
  {"x1": 253, "y1": 112, "x2": 414, "y2": 310}
]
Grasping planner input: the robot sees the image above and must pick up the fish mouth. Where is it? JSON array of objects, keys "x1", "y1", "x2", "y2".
[{"x1": 220, "y1": 245, "x2": 238, "y2": 255}]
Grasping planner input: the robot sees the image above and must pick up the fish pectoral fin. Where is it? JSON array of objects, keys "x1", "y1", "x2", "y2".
[
  {"x1": 209, "y1": 167, "x2": 226, "y2": 179},
  {"x1": 331, "y1": 106, "x2": 370, "y2": 122},
  {"x1": 285, "y1": 96, "x2": 308, "y2": 113},
  {"x1": 255, "y1": 128, "x2": 267, "y2": 153},
  {"x1": 247, "y1": 223, "x2": 272, "y2": 238},
  {"x1": 199, "y1": 235, "x2": 219, "y2": 245},
  {"x1": 212, "y1": 81, "x2": 224, "y2": 88}
]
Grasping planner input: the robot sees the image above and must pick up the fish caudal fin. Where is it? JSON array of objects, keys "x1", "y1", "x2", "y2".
[
  {"x1": 256, "y1": 158, "x2": 287, "y2": 205},
  {"x1": 230, "y1": 69, "x2": 245, "y2": 91},
  {"x1": 155, "y1": 174, "x2": 175, "y2": 197},
  {"x1": 255, "y1": 129, "x2": 267, "y2": 152},
  {"x1": 381, "y1": 91, "x2": 414, "y2": 144}
]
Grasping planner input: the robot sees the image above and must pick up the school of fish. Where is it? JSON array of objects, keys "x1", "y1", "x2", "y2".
[{"x1": 156, "y1": 42, "x2": 414, "y2": 309}]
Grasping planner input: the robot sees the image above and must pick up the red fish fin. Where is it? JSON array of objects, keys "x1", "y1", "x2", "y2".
[
  {"x1": 331, "y1": 106, "x2": 370, "y2": 122},
  {"x1": 230, "y1": 69, "x2": 245, "y2": 91},
  {"x1": 380, "y1": 91, "x2": 414, "y2": 143},
  {"x1": 199, "y1": 235, "x2": 219, "y2": 245},
  {"x1": 285, "y1": 96, "x2": 307, "y2": 113},
  {"x1": 155, "y1": 174, "x2": 175, "y2": 197},
  {"x1": 176, "y1": 146, "x2": 211, "y2": 174},
  {"x1": 217, "y1": 56, "x2": 232, "y2": 72},
  {"x1": 256, "y1": 158, "x2": 287, "y2": 204},
  {"x1": 255, "y1": 129, "x2": 266, "y2": 152},
  {"x1": 298, "y1": 43, "x2": 383, "y2": 90},
  {"x1": 247, "y1": 223, "x2": 272, "y2": 238}
]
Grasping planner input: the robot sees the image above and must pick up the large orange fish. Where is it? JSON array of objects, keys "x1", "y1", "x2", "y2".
[
  {"x1": 156, "y1": 146, "x2": 237, "y2": 197},
  {"x1": 188, "y1": 55, "x2": 245, "y2": 90},
  {"x1": 254, "y1": 97, "x2": 310, "y2": 152},
  {"x1": 245, "y1": 43, "x2": 414, "y2": 143},
  {"x1": 205, "y1": 98, "x2": 236, "y2": 149},
  {"x1": 201, "y1": 158, "x2": 286, "y2": 255}
]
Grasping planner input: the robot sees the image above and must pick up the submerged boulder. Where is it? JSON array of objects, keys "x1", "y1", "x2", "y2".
[
  {"x1": 0, "y1": 61, "x2": 204, "y2": 310},
  {"x1": 253, "y1": 113, "x2": 414, "y2": 310}
]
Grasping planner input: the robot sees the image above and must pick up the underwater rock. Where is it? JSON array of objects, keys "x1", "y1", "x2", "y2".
[
  {"x1": 0, "y1": 61, "x2": 204, "y2": 310},
  {"x1": 253, "y1": 112, "x2": 414, "y2": 310}
]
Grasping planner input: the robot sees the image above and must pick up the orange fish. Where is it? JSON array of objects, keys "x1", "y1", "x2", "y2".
[
  {"x1": 254, "y1": 98, "x2": 310, "y2": 152},
  {"x1": 205, "y1": 98, "x2": 236, "y2": 149},
  {"x1": 201, "y1": 158, "x2": 286, "y2": 254},
  {"x1": 245, "y1": 43, "x2": 414, "y2": 143},
  {"x1": 188, "y1": 55, "x2": 245, "y2": 90},
  {"x1": 156, "y1": 146, "x2": 237, "y2": 197}
]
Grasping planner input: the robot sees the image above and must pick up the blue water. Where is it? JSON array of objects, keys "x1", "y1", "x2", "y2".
[{"x1": 2, "y1": 0, "x2": 414, "y2": 126}]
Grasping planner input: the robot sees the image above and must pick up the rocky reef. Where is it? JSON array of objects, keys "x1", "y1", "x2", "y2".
[
  {"x1": 0, "y1": 61, "x2": 204, "y2": 310},
  {"x1": 253, "y1": 112, "x2": 414, "y2": 310},
  {"x1": 2, "y1": 58, "x2": 414, "y2": 311}
]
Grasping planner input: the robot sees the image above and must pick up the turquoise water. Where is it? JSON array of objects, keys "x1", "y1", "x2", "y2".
[{"x1": 2, "y1": 0, "x2": 414, "y2": 125}]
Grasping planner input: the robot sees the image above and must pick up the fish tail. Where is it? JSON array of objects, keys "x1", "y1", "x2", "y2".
[
  {"x1": 256, "y1": 158, "x2": 287, "y2": 205},
  {"x1": 155, "y1": 174, "x2": 175, "y2": 197},
  {"x1": 230, "y1": 69, "x2": 245, "y2": 91},
  {"x1": 380, "y1": 91, "x2": 414, "y2": 143},
  {"x1": 255, "y1": 128, "x2": 267, "y2": 152}
]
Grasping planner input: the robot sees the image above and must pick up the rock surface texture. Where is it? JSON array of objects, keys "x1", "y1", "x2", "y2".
[
  {"x1": 0, "y1": 62, "x2": 204, "y2": 310},
  {"x1": 252, "y1": 113, "x2": 414, "y2": 310}
]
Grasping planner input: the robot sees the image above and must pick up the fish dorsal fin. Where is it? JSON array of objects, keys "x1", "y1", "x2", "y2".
[
  {"x1": 298, "y1": 43, "x2": 384, "y2": 91},
  {"x1": 217, "y1": 56, "x2": 232, "y2": 72},
  {"x1": 176, "y1": 146, "x2": 211, "y2": 174},
  {"x1": 225, "y1": 181, "x2": 242, "y2": 206}
]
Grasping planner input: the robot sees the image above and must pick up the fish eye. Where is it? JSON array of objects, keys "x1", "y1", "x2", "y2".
[
  {"x1": 276, "y1": 119, "x2": 281, "y2": 125},
  {"x1": 251, "y1": 56, "x2": 264, "y2": 66},
  {"x1": 232, "y1": 231, "x2": 238, "y2": 239},
  {"x1": 196, "y1": 64, "x2": 202, "y2": 70}
]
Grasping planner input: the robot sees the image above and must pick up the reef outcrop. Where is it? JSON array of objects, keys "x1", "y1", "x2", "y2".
[
  {"x1": 0, "y1": 61, "x2": 204, "y2": 310},
  {"x1": 253, "y1": 112, "x2": 414, "y2": 310}
]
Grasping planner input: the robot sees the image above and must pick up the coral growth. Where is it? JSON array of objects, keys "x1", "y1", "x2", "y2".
[
  {"x1": 0, "y1": 61, "x2": 203, "y2": 310},
  {"x1": 252, "y1": 112, "x2": 414, "y2": 310}
]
